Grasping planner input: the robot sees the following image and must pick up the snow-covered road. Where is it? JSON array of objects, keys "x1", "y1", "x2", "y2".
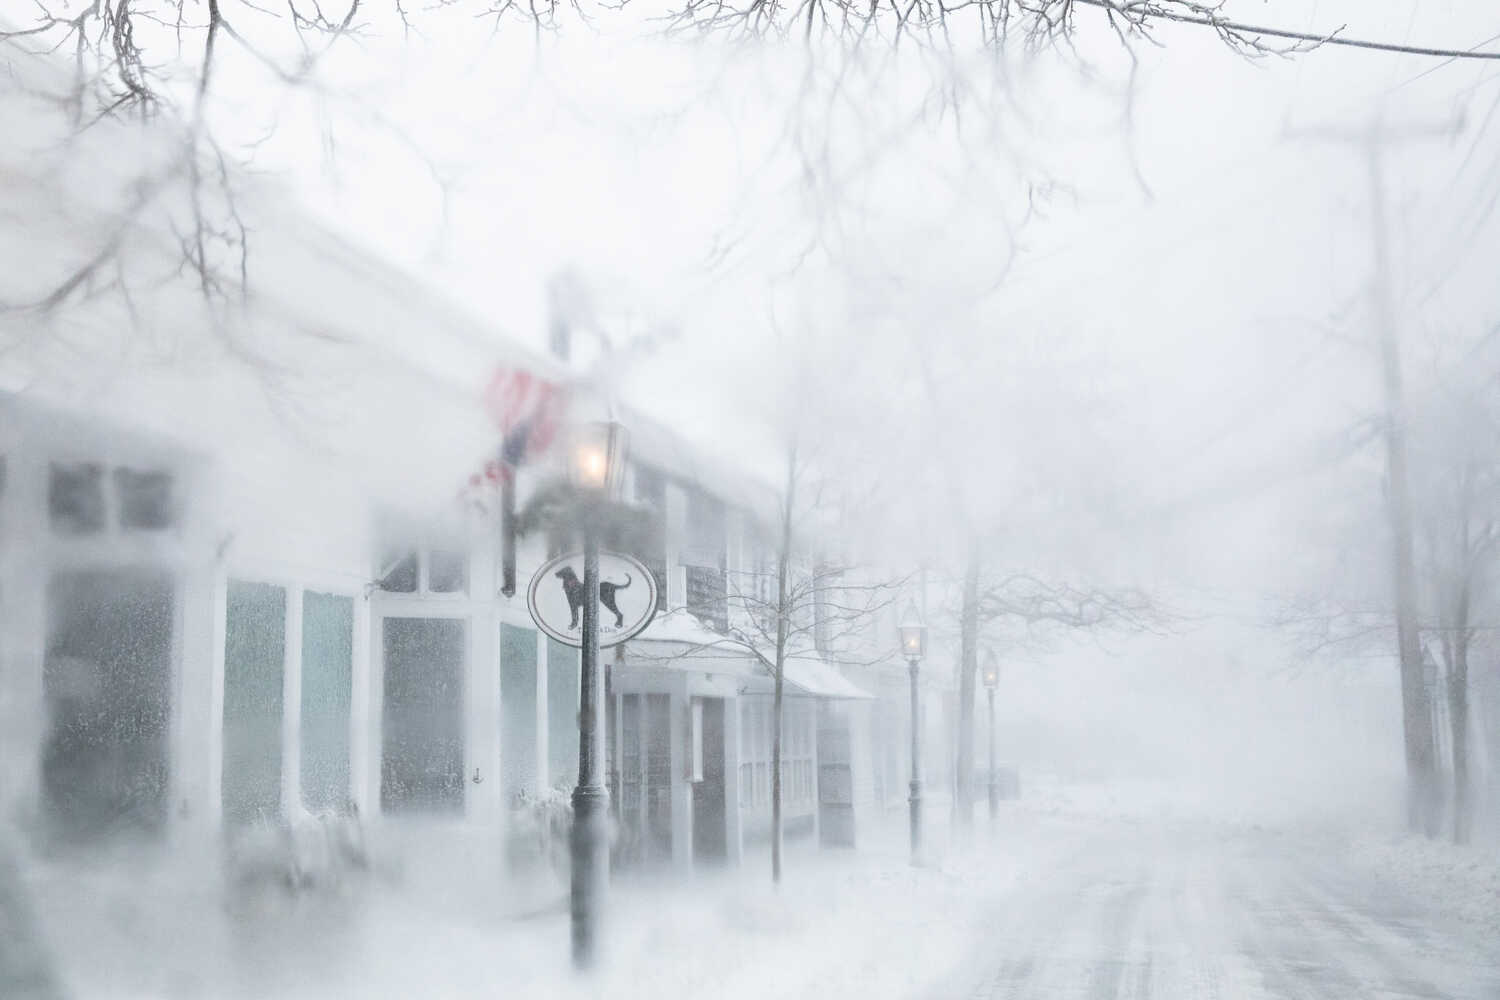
[{"x1": 939, "y1": 825, "x2": 1500, "y2": 1000}]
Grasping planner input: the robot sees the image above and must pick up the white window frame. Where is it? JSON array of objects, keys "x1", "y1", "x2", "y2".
[
  {"x1": 373, "y1": 519, "x2": 472, "y2": 600},
  {"x1": 218, "y1": 570, "x2": 363, "y2": 825}
]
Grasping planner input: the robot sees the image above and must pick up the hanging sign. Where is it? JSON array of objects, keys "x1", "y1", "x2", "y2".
[{"x1": 526, "y1": 550, "x2": 659, "y2": 648}]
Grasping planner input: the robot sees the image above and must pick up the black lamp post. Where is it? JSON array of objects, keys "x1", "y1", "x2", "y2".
[
  {"x1": 566, "y1": 419, "x2": 627, "y2": 970},
  {"x1": 982, "y1": 649, "x2": 999, "y2": 823},
  {"x1": 897, "y1": 602, "x2": 927, "y2": 866}
]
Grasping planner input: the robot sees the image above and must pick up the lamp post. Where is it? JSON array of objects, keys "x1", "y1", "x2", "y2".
[
  {"x1": 898, "y1": 602, "x2": 927, "y2": 866},
  {"x1": 982, "y1": 649, "x2": 999, "y2": 823},
  {"x1": 566, "y1": 419, "x2": 627, "y2": 970}
]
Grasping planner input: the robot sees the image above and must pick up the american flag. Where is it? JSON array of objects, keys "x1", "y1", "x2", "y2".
[
  {"x1": 483, "y1": 366, "x2": 568, "y2": 474},
  {"x1": 469, "y1": 366, "x2": 570, "y2": 596}
]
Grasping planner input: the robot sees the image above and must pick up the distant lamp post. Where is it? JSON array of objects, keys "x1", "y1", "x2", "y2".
[
  {"x1": 898, "y1": 601, "x2": 927, "y2": 866},
  {"x1": 982, "y1": 649, "x2": 1000, "y2": 823},
  {"x1": 566, "y1": 419, "x2": 627, "y2": 970}
]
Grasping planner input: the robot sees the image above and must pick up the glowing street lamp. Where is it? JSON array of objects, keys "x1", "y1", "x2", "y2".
[
  {"x1": 565, "y1": 418, "x2": 627, "y2": 969},
  {"x1": 566, "y1": 421, "x2": 628, "y2": 498},
  {"x1": 897, "y1": 601, "x2": 926, "y2": 865}
]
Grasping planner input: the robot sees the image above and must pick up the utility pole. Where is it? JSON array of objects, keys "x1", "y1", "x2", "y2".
[{"x1": 1290, "y1": 111, "x2": 1460, "y2": 836}]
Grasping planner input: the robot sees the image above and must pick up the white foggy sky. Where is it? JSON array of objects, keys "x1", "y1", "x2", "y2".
[{"x1": 192, "y1": 0, "x2": 1500, "y2": 506}]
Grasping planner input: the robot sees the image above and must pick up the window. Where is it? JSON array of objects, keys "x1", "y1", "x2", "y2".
[
  {"x1": 44, "y1": 570, "x2": 173, "y2": 839},
  {"x1": 378, "y1": 549, "x2": 419, "y2": 593},
  {"x1": 114, "y1": 468, "x2": 174, "y2": 530},
  {"x1": 49, "y1": 462, "x2": 177, "y2": 535},
  {"x1": 301, "y1": 592, "x2": 353, "y2": 812},
  {"x1": 813, "y1": 569, "x2": 833, "y2": 654},
  {"x1": 49, "y1": 463, "x2": 105, "y2": 535},
  {"x1": 223, "y1": 581, "x2": 286, "y2": 826},
  {"x1": 546, "y1": 638, "x2": 579, "y2": 787},
  {"x1": 426, "y1": 545, "x2": 468, "y2": 593},
  {"x1": 682, "y1": 488, "x2": 725, "y2": 569},
  {"x1": 500, "y1": 624, "x2": 538, "y2": 806},
  {"x1": 741, "y1": 699, "x2": 811, "y2": 810},
  {"x1": 376, "y1": 526, "x2": 469, "y2": 596},
  {"x1": 739, "y1": 700, "x2": 816, "y2": 809}
]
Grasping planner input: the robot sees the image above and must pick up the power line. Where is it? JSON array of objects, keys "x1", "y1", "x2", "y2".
[{"x1": 1073, "y1": 0, "x2": 1500, "y2": 62}]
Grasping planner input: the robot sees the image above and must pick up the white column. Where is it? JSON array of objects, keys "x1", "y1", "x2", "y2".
[
  {"x1": 173, "y1": 561, "x2": 220, "y2": 839},
  {"x1": 364, "y1": 611, "x2": 384, "y2": 818},
  {"x1": 349, "y1": 587, "x2": 373, "y2": 819},
  {"x1": 474, "y1": 609, "x2": 501, "y2": 826},
  {"x1": 724, "y1": 696, "x2": 744, "y2": 866},
  {"x1": 282, "y1": 584, "x2": 304, "y2": 817},
  {"x1": 469, "y1": 531, "x2": 502, "y2": 824},
  {"x1": 808, "y1": 703, "x2": 821, "y2": 845},
  {"x1": 668, "y1": 682, "x2": 693, "y2": 874},
  {"x1": 535, "y1": 628, "x2": 549, "y2": 793}
]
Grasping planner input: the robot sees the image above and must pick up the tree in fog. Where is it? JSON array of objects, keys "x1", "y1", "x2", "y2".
[
  {"x1": 1409, "y1": 338, "x2": 1500, "y2": 845},
  {"x1": 724, "y1": 444, "x2": 898, "y2": 883},
  {"x1": 891, "y1": 308, "x2": 1174, "y2": 831}
]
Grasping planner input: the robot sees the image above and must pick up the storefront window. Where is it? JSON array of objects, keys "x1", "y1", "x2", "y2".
[
  {"x1": 546, "y1": 638, "x2": 579, "y2": 788},
  {"x1": 301, "y1": 591, "x2": 353, "y2": 812},
  {"x1": 223, "y1": 580, "x2": 286, "y2": 826},
  {"x1": 500, "y1": 624, "x2": 538, "y2": 805}
]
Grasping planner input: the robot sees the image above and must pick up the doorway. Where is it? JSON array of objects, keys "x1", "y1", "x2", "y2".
[
  {"x1": 380, "y1": 617, "x2": 465, "y2": 814},
  {"x1": 692, "y1": 698, "x2": 727, "y2": 866},
  {"x1": 615, "y1": 693, "x2": 673, "y2": 867}
]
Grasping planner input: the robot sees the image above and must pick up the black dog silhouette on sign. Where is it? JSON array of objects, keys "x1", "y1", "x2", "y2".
[{"x1": 555, "y1": 566, "x2": 632, "y2": 629}]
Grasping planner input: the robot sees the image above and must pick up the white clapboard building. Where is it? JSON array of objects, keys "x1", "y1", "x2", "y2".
[{"x1": 0, "y1": 42, "x2": 888, "y2": 885}]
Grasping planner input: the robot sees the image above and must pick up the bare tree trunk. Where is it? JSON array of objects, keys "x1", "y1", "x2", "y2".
[
  {"x1": 1450, "y1": 602, "x2": 1472, "y2": 845},
  {"x1": 771, "y1": 443, "x2": 797, "y2": 885},
  {"x1": 1369, "y1": 143, "x2": 1439, "y2": 837},
  {"x1": 955, "y1": 552, "x2": 979, "y2": 833}
]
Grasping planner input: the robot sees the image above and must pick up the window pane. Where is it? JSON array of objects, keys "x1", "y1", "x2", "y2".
[
  {"x1": 546, "y1": 639, "x2": 579, "y2": 788},
  {"x1": 224, "y1": 581, "x2": 286, "y2": 826},
  {"x1": 381, "y1": 617, "x2": 465, "y2": 813},
  {"x1": 683, "y1": 489, "x2": 725, "y2": 567},
  {"x1": 44, "y1": 570, "x2": 173, "y2": 840},
  {"x1": 378, "y1": 548, "x2": 418, "y2": 593},
  {"x1": 500, "y1": 624, "x2": 538, "y2": 806},
  {"x1": 49, "y1": 462, "x2": 105, "y2": 535},
  {"x1": 301, "y1": 592, "x2": 353, "y2": 813},
  {"x1": 685, "y1": 565, "x2": 728, "y2": 633},
  {"x1": 645, "y1": 694, "x2": 672, "y2": 859},
  {"x1": 114, "y1": 468, "x2": 174, "y2": 531},
  {"x1": 428, "y1": 545, "x2": 467, "y2": 593}
]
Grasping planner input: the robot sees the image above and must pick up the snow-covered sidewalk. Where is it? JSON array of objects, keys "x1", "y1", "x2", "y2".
[
  {"x1": 22, "y1": 800, "x2": 1077, "y2": 1000},
  {"x1": 1347, "y1": 831, "x2": 1500, "y2": 939}
]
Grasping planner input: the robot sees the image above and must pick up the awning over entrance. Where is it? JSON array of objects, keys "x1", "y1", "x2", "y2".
[
  {"x1": 619, "y1": 610, "x2": 874, "y2": 701},
  {"x1": 782, "y1": 655, "x2": 874, "y2": 700}
]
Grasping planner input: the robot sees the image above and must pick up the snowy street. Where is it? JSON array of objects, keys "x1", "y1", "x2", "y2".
[
  {"x1": 18, "y1": 796, "x2": 1500, "y2": 999},
  {"x1": 937, "y1": 821, "x2": 1500, "y2": 1000}
]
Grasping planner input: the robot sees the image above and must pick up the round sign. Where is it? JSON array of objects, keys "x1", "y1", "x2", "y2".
[{"x1": 526, "y1": 550, "x2": 659, "y2": 648}]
